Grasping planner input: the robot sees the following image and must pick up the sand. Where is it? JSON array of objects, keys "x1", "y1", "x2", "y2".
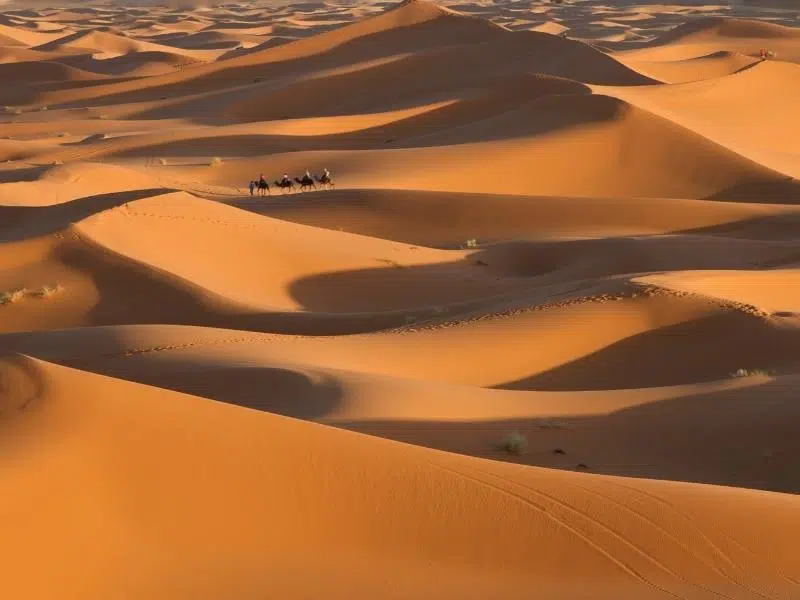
[{"x1": 0, "y1": 0, "x2": 799, "y2": 598}]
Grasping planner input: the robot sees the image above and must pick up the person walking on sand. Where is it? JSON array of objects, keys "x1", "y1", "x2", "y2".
[{"x1": 249, "y1": 180, "x2": 255, "y2": 196}]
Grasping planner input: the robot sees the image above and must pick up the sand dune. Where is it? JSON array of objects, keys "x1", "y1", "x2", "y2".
[
  {"x1": 0, "y1": 0, "x2": 799, "y2": 597},
  {"x1": 32, "y1": 28, "x2": 218, "y2": 61},
  {"x1": 2, "y1": 355, "x2": 799, "y2": 600},
  {"x1": 597, "y1": 60, "x2": 800, "y2": 177}
]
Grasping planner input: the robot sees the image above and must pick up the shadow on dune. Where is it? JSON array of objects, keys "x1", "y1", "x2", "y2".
[
  {"x1": 57, "y1": 11, "x2": 506, "y2": 116},
  {"x1": 0, "y1": 353, "x2": 46, "y2": 415},
  {"x1": 76, "y1": 357, "x2": 346, "y2": 420},
  {"x1": 492, "y1": 311, "x2": 800, "y2": 391},
  {"x1": 0, "y1": 327, "x2": 346, "y2": 420},
  {"x1": 671, "y1": 212, "x2": 800, "y2": 247},
  {"x1": 234, "y1": 187, "x2": 800, "y2": 247},
  {"x1": 59, "y1": 8, "x2": 656, "y2": 124},
  {"x1": 0, "y1": 187, "x2": 179, "y2": 242},
  {"x1": 224, "y1": 34, "x2": 652, "y2": 123},
  {"x1": 338, "y1": 377, "x2": 800, "y2": 494},
  {"x1": 0, "y1": 166, "x2": 48, "y2": 184},
  {"x1": 15, "y1": 324, "x2": 794, "y2": 494},
  {"x1": 707, "y1": 177, "x2": 800, "y2": 204},
  {"x1": 286, "y1": 232, "x2": 796, "y2": 312}
]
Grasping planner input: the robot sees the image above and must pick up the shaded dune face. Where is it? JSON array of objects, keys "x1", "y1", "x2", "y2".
[{"x1": 0, "y1": 1, "x2": 799, "y2": 599}]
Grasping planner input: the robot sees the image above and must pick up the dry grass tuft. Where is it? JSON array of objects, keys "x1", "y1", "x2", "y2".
[
  {"x1": 0, "y1": 289, "x2": 28, "y2": 305},
  {"x1": 499, "y1": 431, "x2": 528, "y2": 455},
  {"x1": 32, "y1": 283, "x2": 63, "y2": 298},
  {"x1": 732, "y1": 368, "x2": 772, "y2": 378}
]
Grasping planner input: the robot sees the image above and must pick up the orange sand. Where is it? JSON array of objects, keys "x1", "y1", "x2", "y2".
[{"x1": 0, "y1": 0, "x2": 798, "y2": 598}]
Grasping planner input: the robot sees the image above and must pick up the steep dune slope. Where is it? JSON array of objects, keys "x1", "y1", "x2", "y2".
[
  {"x1": 2, "y1": 321, "x2": 799, "y2": 492},
  {"x1": 1, "y1": 354, "x2": 799, "y2": 600},
  {"x1": 617, "y1": 50, "x2": 759, "y2": 84},
  {"x1": 0, "y1": 188, "x2": 539, "y2": 332},
  {"x1": 243, "y1": 188, "x2": 798, "y2": 247},
  {"x1": 202, "y1": 95, "x2": 800, "y2": 201},
  {"x1": 0, "y1": 22, "x2": 67, "y2": 46},
  {"x1": 29, "y1": 0, "x2": 508, "y2": 109},
  {"x1": 226, "y1": 32, "x2": 653, "y2": 121},
  {"x1": 614, "y1": 16, "x2": 800, "y2": 62},
  {"x1": 31, "y1": 28, "x2": 218, "y2": 61},
  {"x1": 600, "y1": 60, "x2": 800, "y2": 178},
  {"x1": 654, "y1": 17, "x2": 800, "y2": 45}
]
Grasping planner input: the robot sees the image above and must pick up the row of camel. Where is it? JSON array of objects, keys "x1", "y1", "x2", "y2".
[{"x1": 252, "y1": 173, "x2": 334, "y2": 196}]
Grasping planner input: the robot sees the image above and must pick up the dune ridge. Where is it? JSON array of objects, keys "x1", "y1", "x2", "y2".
[{"x1": 0, "y1": 0, "x2": 799, "y2": 598}]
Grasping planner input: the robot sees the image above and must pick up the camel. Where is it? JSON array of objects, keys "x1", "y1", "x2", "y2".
[
  {"x1": 274, "y1": 179, "x2": 294, "y2": 193},
  {"x1": 295, "y1": 176, "x2": 316, "y2": 192},
  {"x1": 256, "y1": 179, "x2": 269, "y2": 196},
  {"x1": 315, "y1": 174, "x2": 335, "y2": 189}
]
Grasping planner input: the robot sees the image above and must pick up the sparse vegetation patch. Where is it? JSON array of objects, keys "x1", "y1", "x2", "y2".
[
  {"x1": 499, "y1": 431, "x2": 528, "y2": 455},
  {"x1": 0, "y1": 284, "x2": 63, "y2": 305},
  {"x1": 732, "y1": 368, "x2": 773, "y2": 378},
  {"x1": 0, "y1": 289, "x2": 28, "y2": 305},
  {"x1": 33, "y1": 284, "x2": 63, "y2": 298}
]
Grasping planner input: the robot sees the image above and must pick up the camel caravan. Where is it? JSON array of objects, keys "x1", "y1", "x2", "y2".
[{"x1": 249, "y1": 169, "x2": 334, "y2": 196}]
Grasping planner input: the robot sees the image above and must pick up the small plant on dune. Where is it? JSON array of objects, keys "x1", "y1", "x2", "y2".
[
  {"x1": 499, "y1": 431, "x2": 528, "y2": 456},
  {"x1": 158, "y1": 158, "x2": 167, "y2": 166},
  {"x1": 32, "y1": 283, "x2": 63, "y2": 299},
  {"x1": 0, "y1": 289, "x2": 28, "y2": 305},
  {"x1": 3, "y1": 106, "x2": 23, "y2": 116},
  {"x1": 39, "y1": 105, "x2": 48, "y2": 112},
  {"x1": 732, "y1": 368, "x2": 772, "y2": 378},
  {"x1": 465, "y1": 238, "x2": 478, "y2": 248},
  {"x1": 210, "y1": 156, "x2": 223, "y2": 167}
]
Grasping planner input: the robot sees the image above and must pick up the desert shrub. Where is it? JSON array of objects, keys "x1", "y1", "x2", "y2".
[
  {"x1": 499, "y1": 431, "x2": 528, "y2": 455},
  {"x1": 33, "y1": 284, "x2": 63, "y2": 298},
  {"x1": 0, "y1": 289, "x2": 27, "y2": 305},
  {"x1": 732, "y1": 368, "x2": 771, "y2": 377}
]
